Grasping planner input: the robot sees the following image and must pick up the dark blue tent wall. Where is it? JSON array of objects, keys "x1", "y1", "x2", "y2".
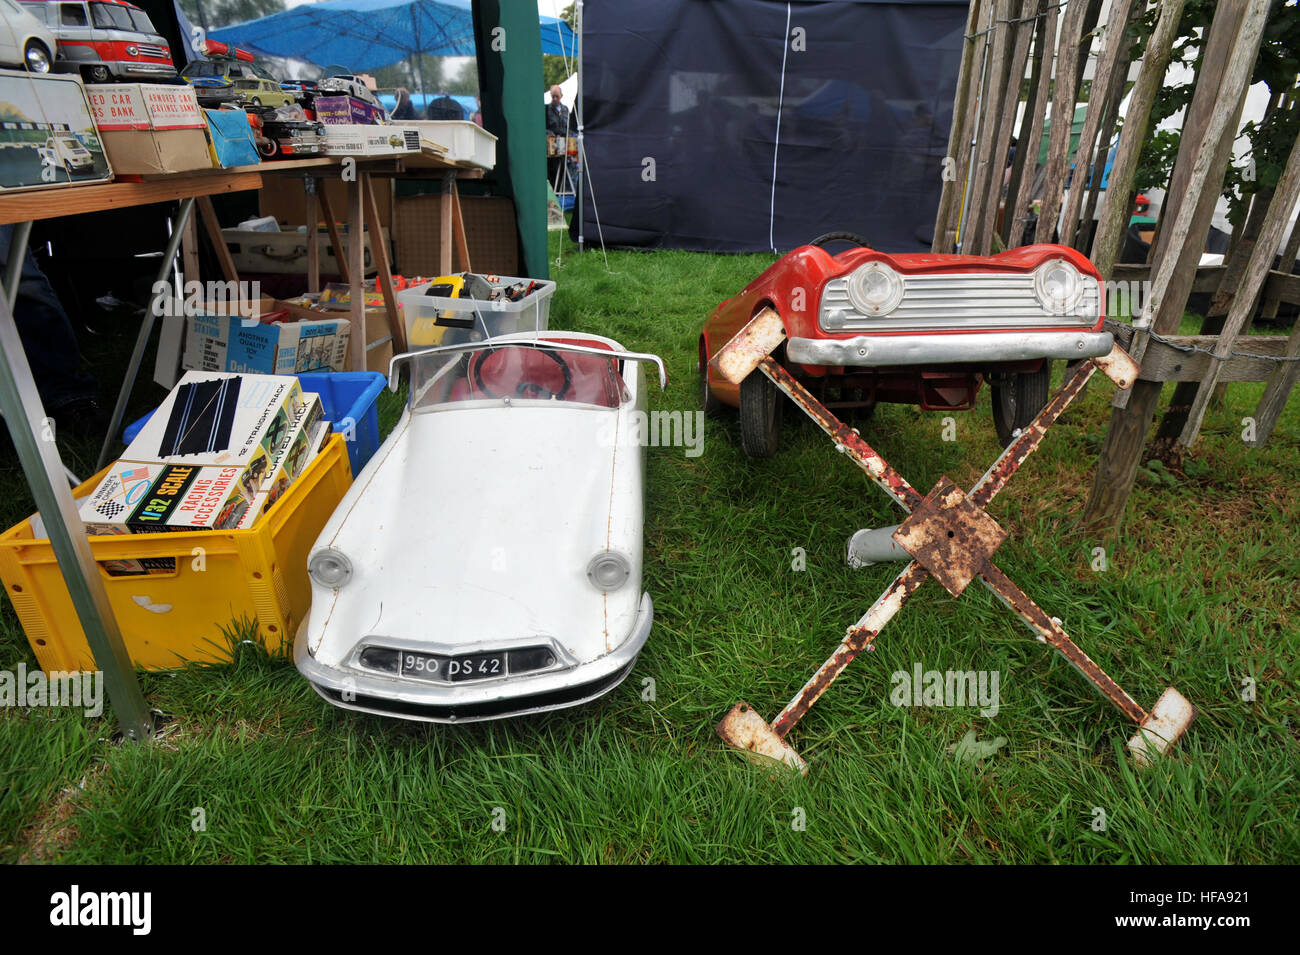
[{"x1": 577, "y1": 0, "x2": 967, "y2": 253}]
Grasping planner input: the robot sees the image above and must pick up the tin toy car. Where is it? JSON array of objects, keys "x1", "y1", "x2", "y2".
[
  {"x1": 20, "y1": 0, "x2": 176, "y2": 81},
  {"x1": 182, "y1": 41, "x2": 294, "y2": 108},
  {"x1": 295, "y1": 331, "x2": 667, "y2": 723},
  {"x1": 700, "y1": 233, "x2": 1113, "y2": 454},
  {"x1": 2, "y1": 0, "x2": 56, "y2": 72}
]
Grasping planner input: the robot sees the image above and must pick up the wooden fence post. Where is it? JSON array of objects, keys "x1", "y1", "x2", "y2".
[
  {"x1": 1083, "y1": 0, "x2": 1272, "y2": 532},
  {"x1": 1091, "y1": 0, "x2": 1186, "y2": 279}
]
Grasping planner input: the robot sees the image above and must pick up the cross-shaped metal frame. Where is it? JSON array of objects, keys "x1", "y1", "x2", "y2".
[{"x1": 711, "y1": 309, "x2": 1195, "y2": 774}]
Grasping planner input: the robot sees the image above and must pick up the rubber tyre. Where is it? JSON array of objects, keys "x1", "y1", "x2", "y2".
[
  {"x1": 24, "y1": 42, "x2": 52, "y2": 74},
  {"x1": 83, "y1": 65, "x2": 110, "y2": 83},
  {"x1": 739, "y1": 368, "x2": 783, "y2": 458},
  {"x1": 991, "y1": 362, "x2": 1051, "y2": 446}
]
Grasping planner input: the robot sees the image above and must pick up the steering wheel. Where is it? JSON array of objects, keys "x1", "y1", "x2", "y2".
[
  {"x1": 808, "y1": 231, "x2": 872, "y2": 250},
  {"x1": 472, "y1": 347, "x2": 573, "y2": 401}
]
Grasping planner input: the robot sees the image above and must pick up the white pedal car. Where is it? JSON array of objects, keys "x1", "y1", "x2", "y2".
[{"x1": 294, "y1": 332, "x2": 666, "y2": 722}]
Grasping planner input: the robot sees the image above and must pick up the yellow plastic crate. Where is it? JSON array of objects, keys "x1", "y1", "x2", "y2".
[{"x1": 0, "y1": 434, "x2": 352, "y2": 673}]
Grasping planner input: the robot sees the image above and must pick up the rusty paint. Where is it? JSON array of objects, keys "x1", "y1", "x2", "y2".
[
  {"x1": 1092, "y1": 342, "x2": 1141, "y2": 390},
  {"x1": 770, "y1": 561, "x2": 931, "y2": 737},
  {"x1": 892, "y1": 478, "x2": 1006, "y2": 597},
  {"x1": 714, "y1": 333, "x2": 1192, "y2": 770},
  {"x1": 758, "y1": 357, "x2": 925, "y2": 513},
  {"x1": 716, "y1": 701, "x2": 809, "y2": 774},
  {"x1": 969, "y1": 359, "x2": 1097, "y2": 508},
  {"x1": 710, "y1": 308, "x2": 787, "y2": 384},
  {"x1": 1127, "y1": 687, "x2": 1196, "y2": 767},
  {"x1": 978, "y1": 563, "x2": 1148, "y2": 724}
]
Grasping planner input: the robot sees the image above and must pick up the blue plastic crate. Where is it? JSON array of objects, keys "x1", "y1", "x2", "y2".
[{"x1": 122, "y1": 371, "x2": 388, "y2": 478}]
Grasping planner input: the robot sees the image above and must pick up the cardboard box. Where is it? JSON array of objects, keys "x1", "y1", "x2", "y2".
[
  {"x1": 0, "y1": 69, "x2": 112, "y2": 192},
  {"x1": 322, "y1": 124, "x2": 421, "y2": 157},
  {"x1": 235, "y1": 397, "x2": 327, "y2": 529},
  {"x1": 124, "y1": 372, "x2": 305, "y2": 471},
  {"x1": 86, "y1": 83, "x2": 211, "y2": 175},
  {"x1": 314, "y1": 95, "x2": 386, "y2": 125},
  {"x1": 279, "y1": 295, "x2": 394, "y2": 374},
  {"x1": 183, "y1": 309, "x2": 351, "y2": 375},
  {"x1": 80, "y1": 460, "x2": 262, "y2": 536}
]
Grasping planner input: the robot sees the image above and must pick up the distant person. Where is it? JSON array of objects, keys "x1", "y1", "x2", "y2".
[
  {"x1": 544, "y1": 84, "x2": 569, "y2": 137},
  {"x1": 545, "y1": 84, "x2": 575, "y2": 192},
  {"x1": 426, "y1": 93, "x2": 464, "y2": 121},
  {"x1": 472, "y1": 97, "x2": 483, "y2": 127},
  {"x1": 391, "y1": 87, "x2": 417, "y2": 120}
]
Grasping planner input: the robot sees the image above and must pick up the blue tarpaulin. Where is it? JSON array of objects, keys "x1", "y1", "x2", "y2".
[{"x1": 210, "y1": 0, "x2": 575, "y2": 72}]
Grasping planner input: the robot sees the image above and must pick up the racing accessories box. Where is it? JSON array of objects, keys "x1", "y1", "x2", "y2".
[{"x1": 79, "y1": 372, "x2": 306, "y2": 535}]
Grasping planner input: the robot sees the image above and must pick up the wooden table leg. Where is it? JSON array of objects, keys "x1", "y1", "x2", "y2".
[
  {"x1": 362, "y1": 172, "x2": 405, "y2": 353},
  {"x1": 305, "y1": 176, "x2": 321, "y2": 294},
  {"x1": 196, "y1": 195, "x2": 239, "y2": 283},
  {"x1": 450, "y1": 178, "x2": 471, "y2": 273},
  {"x1": 348, "y1": 177, "x2": 366, "y2": 372},
  {"x1": 317, "y1": 185, "x2": 349, "y2": 287},
  {"x1": 440, "y1": 172, "x2": 454, "y2": 275}
]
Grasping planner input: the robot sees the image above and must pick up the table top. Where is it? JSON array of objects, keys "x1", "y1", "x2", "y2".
[{"x1": 0, "y1": 151, "x2": 483, "y2": 225}]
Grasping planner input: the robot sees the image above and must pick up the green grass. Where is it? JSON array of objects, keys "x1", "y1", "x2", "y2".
[{"x1": 1, "y1": 232, "x2": 1298, "y2": 863}]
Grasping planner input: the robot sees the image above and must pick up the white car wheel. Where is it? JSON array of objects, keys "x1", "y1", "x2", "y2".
[{"x1": 24, "y1": 42, "x2": 52, "y2": 74}]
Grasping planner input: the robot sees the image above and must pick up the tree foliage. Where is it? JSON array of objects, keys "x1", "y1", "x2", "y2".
[
  {"x1": 1130, "y1": 0, "x2": 1300, "y2": 225},
  {"x1": 541, "y1": 1, "x2": 576, "y2": 89},
  {"x1": 181, "y1": 0, "x2": 285, "y2": 30}
]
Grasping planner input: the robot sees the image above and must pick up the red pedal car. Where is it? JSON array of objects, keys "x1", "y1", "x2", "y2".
[{"x1": 700, "y1": 233, "x2": 1113, "y2": 455}]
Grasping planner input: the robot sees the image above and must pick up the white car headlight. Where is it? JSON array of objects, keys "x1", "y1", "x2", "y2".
[
  {"x1": 308, "y1": 548, "x2": 353, "y2": 588},
  {"x1": 846, "y1": 262, "x2": 905, "y2": 316},
  {"x1": 587, "y1": 551, "x2": 631, "y2": 591},
  {"x1": 1033, "y1": 259, "x2": 1086, "y2": 315}
]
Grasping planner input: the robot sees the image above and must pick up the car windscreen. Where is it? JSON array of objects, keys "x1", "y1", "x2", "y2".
[
  {"x1": 127, "y1": 8, "x2": 156, "y2": 33},
  {"x1": 408, "y1": 344, "x2": 629, "y2": 411},
  {"x1": 90, "y1": 1, "x2": 132, "y2": 29}
]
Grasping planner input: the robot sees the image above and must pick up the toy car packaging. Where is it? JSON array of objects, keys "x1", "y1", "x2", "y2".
[
  {"x1": 79, "y1": 458, "x2": 263, "y2": 535},
  {"x1": 123, "y1": 371, "x2": 305, "y2": 469},
  {"x1": 79, "y1": 372, "x2": 308, "y2": 537}
]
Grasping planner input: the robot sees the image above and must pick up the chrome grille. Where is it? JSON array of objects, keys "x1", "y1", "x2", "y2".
[
  {"x1": 819, "y1": 271, "x2": 1101, "y2": 333},
  {"x1": 136, "y1": 44, "x2": 169, "y2": 58}
]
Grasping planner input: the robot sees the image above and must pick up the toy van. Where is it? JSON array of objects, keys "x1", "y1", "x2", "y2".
[
  {"x1": 38, "y1": 132, "x2": 92, "y2": 171},
  {"x1": 20, "y1": 0, "x2": 176, "y2": 82}
]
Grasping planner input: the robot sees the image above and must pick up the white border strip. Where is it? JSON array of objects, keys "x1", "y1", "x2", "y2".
[{"x1": 769, "y1": 2, "x2": 792, "y2": 253}]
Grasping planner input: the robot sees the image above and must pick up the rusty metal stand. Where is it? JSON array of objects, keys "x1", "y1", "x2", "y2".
[{"x1": 712, "y1": 309, "x2": 1195, "y2": 774}]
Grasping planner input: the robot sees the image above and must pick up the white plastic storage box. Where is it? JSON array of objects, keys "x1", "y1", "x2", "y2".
[
  {"x1": 397, "y1": 276, "x2": 555, "y2": 348},
  {"x1": 410, "y1": 120, "x2": 496, "y2": 169}
]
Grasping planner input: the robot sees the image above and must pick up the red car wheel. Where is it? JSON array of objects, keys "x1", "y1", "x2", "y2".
[{"x1": 739, "y1": 368, "x2": 783, "y2": 458}]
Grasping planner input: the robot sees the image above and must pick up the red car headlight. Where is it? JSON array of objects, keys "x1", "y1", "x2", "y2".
[
  {"x1": 846, "y1": 262, "x2": 904, "y2": 316},
  {"x1": 1033, "y1": 259, "x2": 1086, "y2": 316}
]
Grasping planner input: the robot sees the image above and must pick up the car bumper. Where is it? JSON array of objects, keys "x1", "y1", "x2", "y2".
[
  {"x1": 111, "y1": 62, "x2": 177, "y2": 78},
  {"x1": 294, "y1": 592, "x2": 654, "y2": 723},
  {"x1": 786, "y1": 330, "x2": 1113, "y2": 368}
]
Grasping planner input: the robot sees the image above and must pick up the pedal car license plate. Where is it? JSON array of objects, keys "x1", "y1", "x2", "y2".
[{"x1": 400, "y1": 651, "x2": 505, "y2": 682}]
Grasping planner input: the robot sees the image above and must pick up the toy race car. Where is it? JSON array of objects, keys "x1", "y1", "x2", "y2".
[
  {"x1": 181, "y1": 41, "x2": 294, "y2": 108},
  {"x1": 295, "y1": 331, "x2": 667, "y2": 723},
  {"x1": 700, "y1": 233, "x2": 1112, "y2": 454},
  {"x1": 249, "y1": 106, "x2": 326, "y2": 158}
]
